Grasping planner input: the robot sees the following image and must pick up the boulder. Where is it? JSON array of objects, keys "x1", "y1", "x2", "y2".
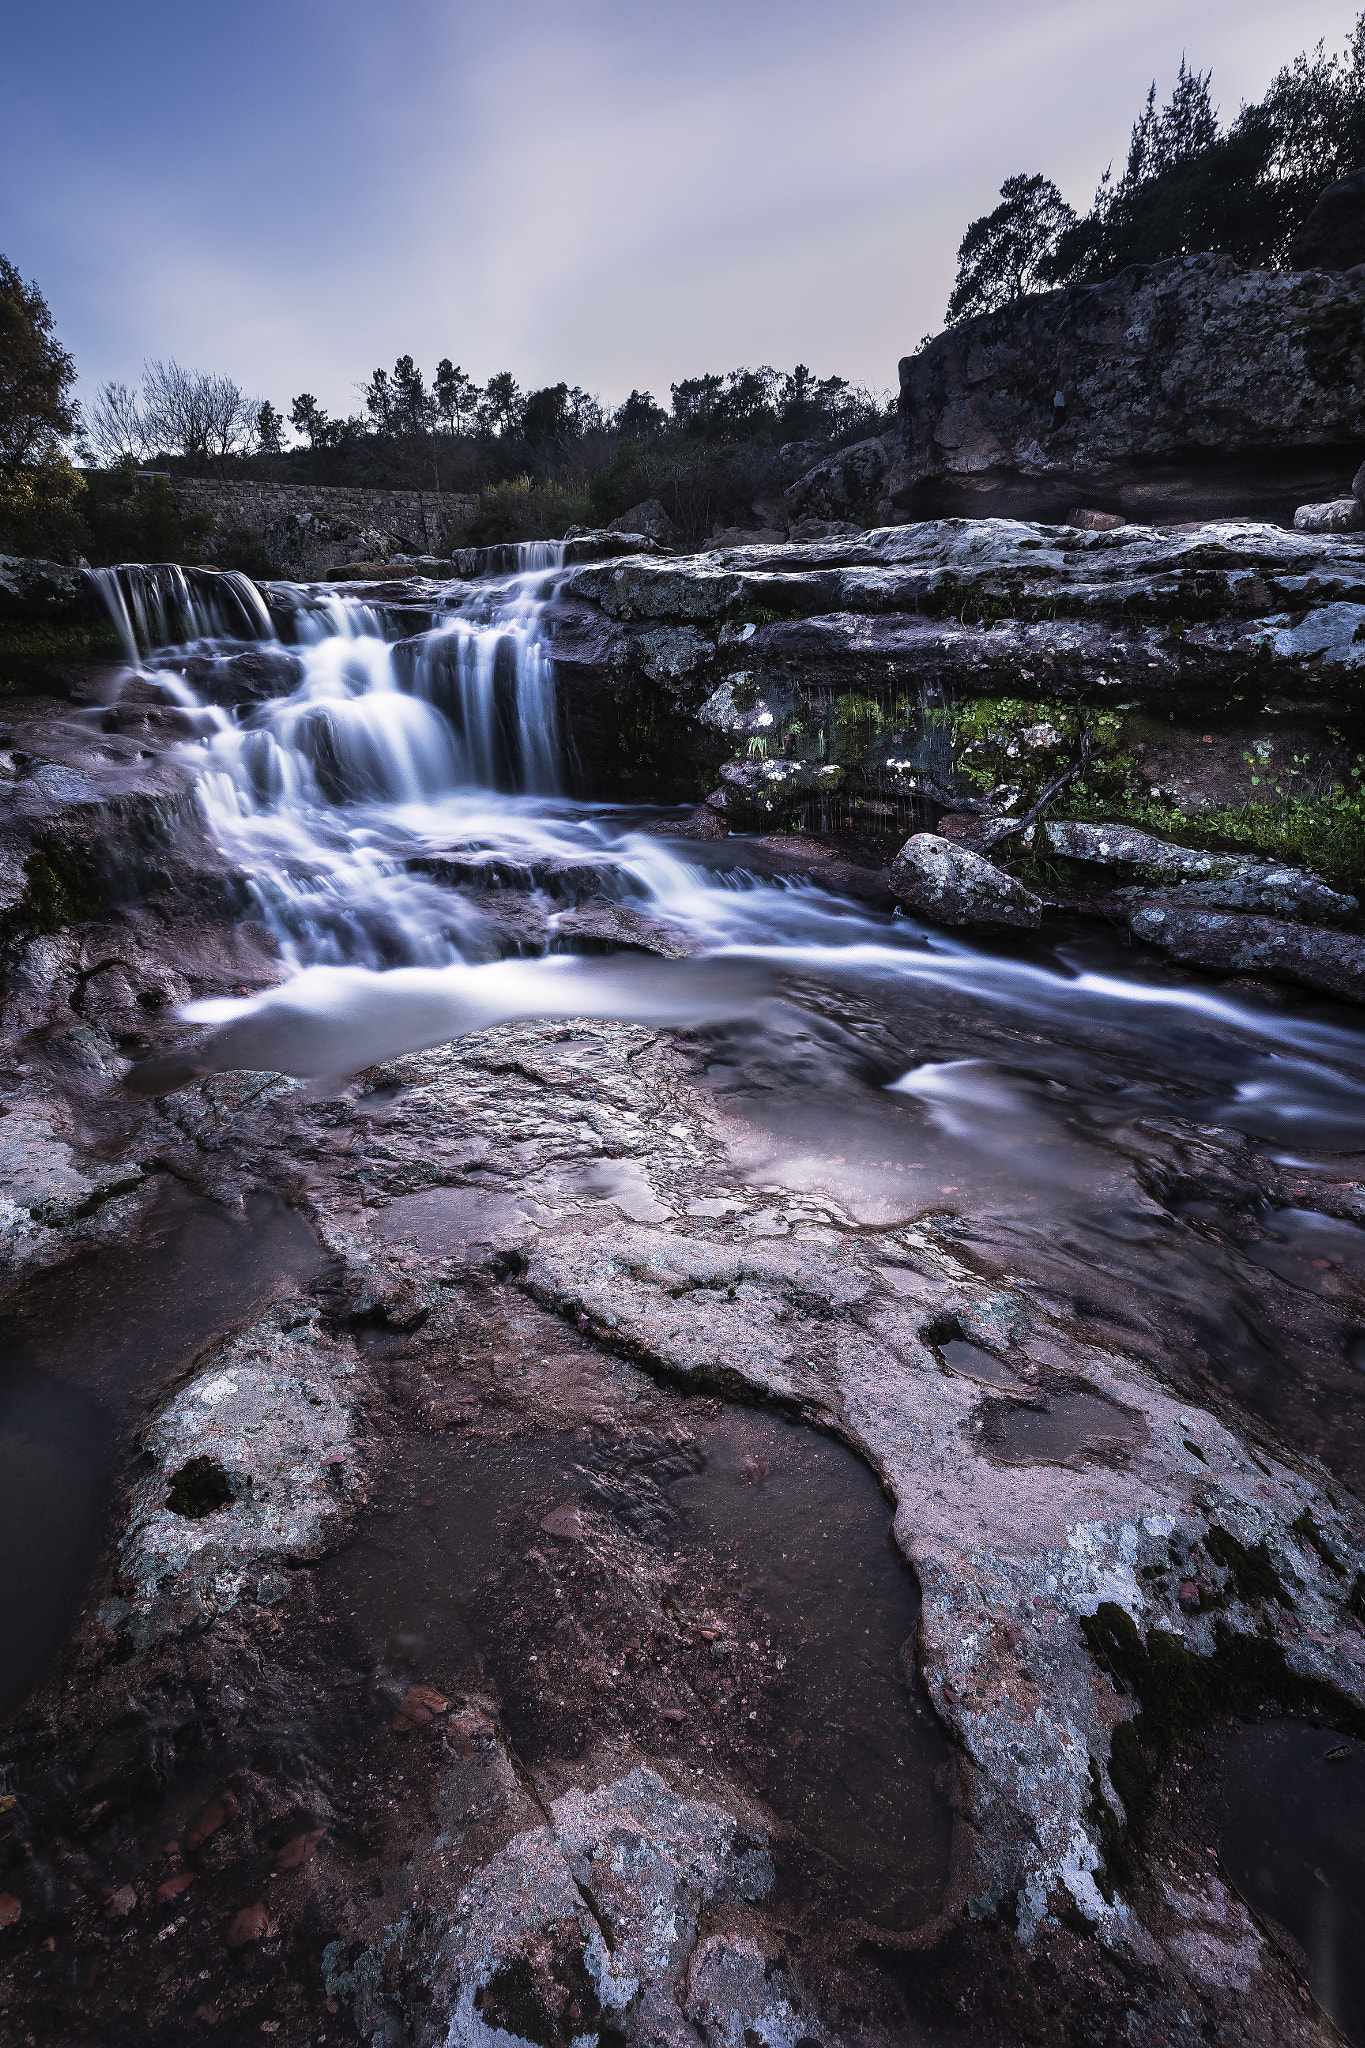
[
  {"x1": 607, "y1": 497, "x2": 675, "y2": 543},
  {"x1": 783, "y1": 435, "x2": 895, "y2": 524},
  {"x1": 1130, "y1": 903, "x2": 1365, "y2": 1003},
  {"x1": 889, "y1": 832, "x2": 1041, "y2": 929},
  {"x1": 1293, "y1": 499, "x2": 1365, "y2": 532},
  {"x1": 891, "y1": 255, "x2": 1365, "y2": 523},
  {"x1": 1288, "y1": 167, "x2": 1365, "y2": 273},
  {"x1": 1066, "y1": 508, "x2": 1126, "y2": 531},
  {"x1": 1041, "y1": 822, "x2": 1357, "y2": 922},
  {"x1": 0, "y1": 556, "x2": 88, "y2": 622}
]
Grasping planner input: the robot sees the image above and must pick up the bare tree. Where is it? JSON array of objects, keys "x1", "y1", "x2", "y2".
[
  {"x1": 140, "y1": 360, "x2": 258, "y2": 472},
  {"x1": 84, "y1": 379, "x2": 149, "y2": 464}
]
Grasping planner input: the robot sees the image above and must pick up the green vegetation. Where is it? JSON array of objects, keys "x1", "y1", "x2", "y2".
[
  {"x1": 0, "y1": 618, "x2": 124, "y2": 696},
  {"x1": 17, "y1": 840, "x2": 101, "y2": 932},
  {"x1": 462, "y1": 476, "x2": 593, "y2": 546}
]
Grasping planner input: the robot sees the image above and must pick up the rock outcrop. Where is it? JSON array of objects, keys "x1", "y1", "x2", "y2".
[
  {"x1": 1289, "y1": 166, "x2": 1365, "y2": 272},
  {"x1": 889, "y1": 255, "x2": 1365, "y2": 523}
]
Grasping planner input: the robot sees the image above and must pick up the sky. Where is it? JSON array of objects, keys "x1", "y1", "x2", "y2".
[{"x1": 3, "y1": 1, "x2": 1362, "y2": 427}]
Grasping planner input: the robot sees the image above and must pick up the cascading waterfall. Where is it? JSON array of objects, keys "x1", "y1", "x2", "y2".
[
  {"x1": 89, "y1": 556, "x2": 1365, "y2": 1157},
  {"x1": 89, "y1": 562, "x2": 275, "y2": 666}
]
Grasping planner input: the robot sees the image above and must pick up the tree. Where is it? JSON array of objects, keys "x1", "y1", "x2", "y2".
[
  {"x1": 945, "y1": 175, "x2": 1078, "y2": 323},
  {"x1": 0, "y1": 255, "x2": 79, "y2": 471},
  {"x1": 390, "y1": 355, "x2": 432, "y2": 435},
  {"x1": 480, "y1": 371, "x2": 523, "y2": 436},
  {"x1": 255, "y1": 400, "x2": 286, "y2": 455},
  {"x1": 521, "y1": 382, "x2": 572, "y2": 447},
  {"x1": 139, "y1": 360, "x2": 256, "y2": 472},
  {"x1": 434, "y1": 359, "x2": 479, "y2": 435},
  {"x1": 364, "y1": 367, "x2": 393, "y2": 432},
  {"x1": 290, "y1": 393, "x2": 334, "y2": 447},
  {"x1": 615, "y1": 389, "x2": 667, "y2": 441},
  {"x1": 85, "y1": 380, "x2": 148, "y2": 464}
]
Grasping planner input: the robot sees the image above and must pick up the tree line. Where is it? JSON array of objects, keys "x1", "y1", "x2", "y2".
[{"x1": 945, "y1": 18, "x2": 1365, "y2": 323}]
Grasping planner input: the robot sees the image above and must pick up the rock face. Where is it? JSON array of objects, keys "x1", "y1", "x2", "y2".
[
  {"x1": 1289, "y1": 166, "x2": 1365, "y2": 272},
  {"x1": 1293, "y1": 497, "x2": 1365, "y2": 532},
  {"x1": 1042, "y1": 823, "x2": 1358, "y2": 924},
  {"x1": 889, "y1": 256, "x2": 1365, "y2": 523},
  {"x1": 889, "y1": 832, "x2": 1041, "y2": 929}
]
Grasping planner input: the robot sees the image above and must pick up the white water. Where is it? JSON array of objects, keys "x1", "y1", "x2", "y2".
[{"x1": 95, "y1": 563, "x2": 1365, "y2": 1149}]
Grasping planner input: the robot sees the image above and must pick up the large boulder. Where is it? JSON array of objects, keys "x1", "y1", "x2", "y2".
[
  {"x1": 1289, "y1": 167, "x2": 1365, "y2": 272},
  {"x1": 1130, "y1": 902, "x2": 1365, "y2": 1003},
  {"x1": 890, "y1": 254, "x2": 1365, "y2": 524},
  {"x1": 889, "y1": 832, "x2": 1041, "y2": 929},
  {"x1": 607, "y1": 496, "x2": 675, "y2": 543},
  {"x1": 783, "y1": 434, "x2": 896, "y2": 525}
]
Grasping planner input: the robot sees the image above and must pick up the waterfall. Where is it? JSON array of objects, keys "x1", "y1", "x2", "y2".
[{"x1": 88, "y1": 563, "x2": 275, "y2": 665}]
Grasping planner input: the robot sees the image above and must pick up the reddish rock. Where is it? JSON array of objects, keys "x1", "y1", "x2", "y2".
[
  {"x1": 272, "y1": 1829, "x2": 325, "y2": 1870},
  {"x1": 104, "y1": 1884, "x2": 137, "y2": 1919},
  {"x1": 224, "y1": 1904, "x2": 269, "y2": 1948},
  {"x1": 540, "y1": 1505, "x2": 583, "y2": 1540},
  {"x1": 393, "y1": 1682, "x2": 450, "y2": 1732},
  {"x1": 185, "y1": 1790, "x2": 239, "y2": 1852},
  {"x1": 155, "y1": 1871, "x2": 197, "y2": 1903},
  {"x1": 1178, "y1": 1580, "x2": 1201, "y2": 1614},
  {"x1": 0, "y1": 1894, "x2": 19, "y2": 1929}
]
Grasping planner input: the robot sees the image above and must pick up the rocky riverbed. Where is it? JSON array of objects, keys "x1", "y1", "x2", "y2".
[{"x1": 2, "y1": 525, "x2": 1365, "y2": 2047}]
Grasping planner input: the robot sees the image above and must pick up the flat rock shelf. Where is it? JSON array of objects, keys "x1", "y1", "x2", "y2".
[{"x1": 2, "y1": 529, "x2": 1365, "y2": 2047}]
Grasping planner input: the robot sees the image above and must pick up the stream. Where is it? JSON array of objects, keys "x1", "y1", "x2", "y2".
[{"x1": 7, "y1": 554, "x2": 1365, "y2": 2038}]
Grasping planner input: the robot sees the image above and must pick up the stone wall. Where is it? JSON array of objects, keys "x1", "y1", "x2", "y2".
[
  {"x1": 166, "y1": 480, "x2": 479, "y2": 575},
  {"x1": 890, "y1": 253, "x2": 1365, "y2": 524}
]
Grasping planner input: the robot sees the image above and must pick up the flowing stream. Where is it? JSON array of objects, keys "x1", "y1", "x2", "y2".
[{"x1": 92, "y1": 558, "x2": 1365, "y2": 1483}]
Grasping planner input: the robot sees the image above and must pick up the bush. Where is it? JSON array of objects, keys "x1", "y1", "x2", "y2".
[
  {"x1": 0, "y1": 460, "x2": 89, "y2": 561},
  {"x1": 460, "y1": 476, "x2": 592, "y2": 545}
]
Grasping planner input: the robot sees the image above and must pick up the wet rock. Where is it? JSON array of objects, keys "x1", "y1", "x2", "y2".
[
  {"x1": 392, "y1": 1682, "x2": 449, "y2": 1732},
  {"x1": 889, "y1": 832, "x2": 1042, "y2": 930},
  {"x1": 155, "y1": 1871, "x2": 196, "y2": 1902},
  {"x1": 185, "y1": 1790, "x2": 238, "y2": 1852},
  {"x1": 118, "y1": 1301, "x2": 360, "y2": 1645},
  {"x1": 224, "y1": 1903, "x2": 269, "y2": 1948},
  {"x1": 104, "y1": 1884, "x2": 137, "y2": 1918},
  {"x1": 1293, "y1": 499, "x2": 1365, "y2": 534},
  {"x1": 1289, "y1": 166, "x2": 1365, "y2": 272},
  {"x1": 0, "y1": 1895, "x2": 17, "y2": 1930},
  {"x1": 891, "y1": 255, "x2": 1365, "y2": 523},
  {"x1": 429, "y1": 1767, "x2": 775, "y2": 2044},
  {"x1": 1130, "y1": 903, "x2": 1365, "y2": 1003}
]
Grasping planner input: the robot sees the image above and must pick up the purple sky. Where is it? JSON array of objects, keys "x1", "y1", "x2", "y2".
[{"x1": 4, "y1": 1, "x2": 1360, "y2": 426}]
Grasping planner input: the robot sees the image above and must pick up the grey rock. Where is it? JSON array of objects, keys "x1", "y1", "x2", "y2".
[
  {"x1": 889, "y1": 832, "x2": 1041, "y2": 930},
  {"x1": 0, "y1": 555, "x2": 87, "y2": 622},
  {"x1": 1042, "y1": 822, "x2": 1357, "y2": 923},
  {"x1": 117, "y1": 1300, "x2": 362, "y2": 1645},
  {"x1": 607, "y1": 497, "x2": 675, "y2": 543},
  {"x1": 890, "y1": 256, "x2": 1365, "y2": 523},
  {"x1": 1130, "y1": 903, "x2": 1365, "y2": 1001},
  {"x1": 1288, "y1": 166, "x2": 1365, "y2": 272},
  {"x1": 1293, "y1": 498, "x2": 1365, "y2": 533},
  {"x1": 783, "y1": 435, "x2": 895, "y2": 524},
  {"x1": 1066, "y1": 507, "x2": 1126, "y2": 531},
  {"x1": 430, "y1": 1767, "x2": 775, "y2": 2045}
]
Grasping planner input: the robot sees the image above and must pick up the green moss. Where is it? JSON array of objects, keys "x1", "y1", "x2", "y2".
[
  {"x1": 0, "y1": 618, "x2": 124, "y2": 696},
  {"x1": 1205, "y1": 1526, "x2": 1292, "y2": 1607},
  {"x1": 15, "y1": 840, "x2": 101, "y2": 932},
  {"x1": 947, "y1": 697, "x2": 1135, "y2": 806},
  {"x1": 1079, "y1": 1598, "x2": 1365, "y2": 1891}
]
